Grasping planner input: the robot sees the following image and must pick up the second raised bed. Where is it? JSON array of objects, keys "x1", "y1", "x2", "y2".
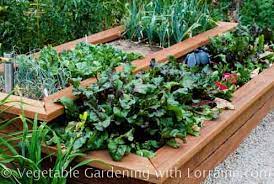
[{"x1": 0, "y1": 22, "x2": 237, "y2": 122}]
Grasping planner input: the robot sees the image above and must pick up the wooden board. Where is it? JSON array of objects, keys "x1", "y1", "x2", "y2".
[
  {"x1": 43, "y1": 146, "x2": 160, "y2": 183},
  {"x1": 181, "y1": 90, "x2": 274, "y2": 184},
  {"x1": 53, "y1": 26, "x2": 124, "y2": 53},
  {"x1": 0, "y1": 93, "x2": 47, "y2": 120},
  {"x1": 33, "y1": 26, "x2": 124, "y2": 57},
  {"x1": 41, "y1": 156, "x2": 152, "y2": 184}
]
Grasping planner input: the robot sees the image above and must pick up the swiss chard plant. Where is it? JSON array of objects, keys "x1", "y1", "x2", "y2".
[{"x1": 183, "y1": 27, "x2": 274, "y2": 99}]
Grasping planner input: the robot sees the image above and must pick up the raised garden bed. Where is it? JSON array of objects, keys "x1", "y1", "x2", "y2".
[
  {"x1": 44, "y1": 58, "x2": 274, "y2": 184},
  {"x1": 0, "y1": 22, "x2": 237, "y2": 122}
]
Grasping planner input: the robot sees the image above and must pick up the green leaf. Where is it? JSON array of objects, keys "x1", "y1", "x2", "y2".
[
  {"x1": 95, "y1": 117, "x2": 111, "y2": 131},
  {"x1": 108, "y1": 139, "x2": 131, "y2": 161},
  {"x1": 182, "y1": 76, "x2": 194, "y2": 89},
  {"x1": 161, "y1": 128, "x2": 186, "y2": 139},
  {"x1": 58, "y1": 97, "x2": 79, "y2": 119},
  {"x1": 87, "y1": 131, "x2": 108, "y2": 150},
  {"x1": 136, "y1": 150, "x2": 156, "y2": 158},
  {"x1": 134, "y1": 83, "x2": 156, "y2": 94},
  {"x1": 113, "y1": 107, "x2": 128, "y2": 118},
  {"x1": 119, "y1": 94, "x2": 136, "y2": 110},
  {"x1": 166, "y1": 139, "x2": 180, "y2": 148}
]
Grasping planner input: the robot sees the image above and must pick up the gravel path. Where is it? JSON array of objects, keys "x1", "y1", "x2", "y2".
[{"x1": 203, "y1": 110, "x2": 274, "y2": 184}]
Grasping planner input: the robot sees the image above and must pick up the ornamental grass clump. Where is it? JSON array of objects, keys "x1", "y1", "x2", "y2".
[{"x1": 124, "y1": 0, "x2": 216, "y2": 47}]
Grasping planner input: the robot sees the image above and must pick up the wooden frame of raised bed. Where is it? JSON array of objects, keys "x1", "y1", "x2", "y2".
[
  {"x1": 44, "y1": 53, "x2": 274, "y2": 184},
  {"x1": 0, "y1": 22, "x2": 237, "y2": 122}
]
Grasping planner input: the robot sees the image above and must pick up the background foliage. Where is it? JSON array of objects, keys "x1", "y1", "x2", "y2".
[
  {"x1": 1, "y1": 0, "x2": 273, "y2": 54},
  {"x1": 208, "y1": 0, "x2": 274, "y2": 41},
  {"x1": 240, "y1": 0, "x2": 274, "y2": 41},
  {"x1": 0, "y1": 0, "x2": 128, "y2": 54}
]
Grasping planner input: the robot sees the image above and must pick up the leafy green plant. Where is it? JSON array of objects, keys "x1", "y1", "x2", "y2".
[
  {"x1": 0, "y1": 43, "x2": 142, "y2": 99},
  {"x1": 53, "y1": 59, "x2": 229, "y2": 161},
  {"x1": 204, "y1": 0, "x2": 274, "y2": 41},
  {"x1": 57, "y1": 43, "x2": 142, "y2": 79},
  {"x1": 124, "y1": 0, "x2": 216, "y2": 47},
  {"x1": 206, "y1": 0, "x2": 233, "y2": 21}
]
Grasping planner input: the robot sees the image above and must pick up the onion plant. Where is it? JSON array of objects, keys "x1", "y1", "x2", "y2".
[
  {"x1": 124, "y1": 0, "x2": 216, "y2": 47},
  {"x1": 12, "y1": 55, "x2": 71, "y2": 99}
]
